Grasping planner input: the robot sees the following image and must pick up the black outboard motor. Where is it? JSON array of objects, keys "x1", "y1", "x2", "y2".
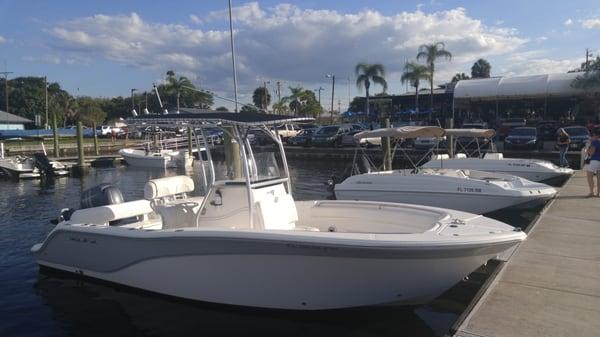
[
  {"x1": 80, "y1": 183, "x2": 124, "y2": 209},
  {"x1": 32, "y1": 152, "x2": 55, "y2": 176}
]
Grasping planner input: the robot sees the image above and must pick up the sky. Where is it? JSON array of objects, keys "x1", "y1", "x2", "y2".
[{"x1": 0, "y1": 0, "x2": 599, "y2": 111}]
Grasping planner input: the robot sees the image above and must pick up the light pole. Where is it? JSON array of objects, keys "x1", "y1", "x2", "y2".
[
  {"x1": 44, "y1": 76, "x2": 49, "y2": 129},
  {"x1": 314, "y1": 87, "x2": 324, "y2": 105},
  {"x1": 326, "y1": 74, "x2": 335, "y2": 124}
]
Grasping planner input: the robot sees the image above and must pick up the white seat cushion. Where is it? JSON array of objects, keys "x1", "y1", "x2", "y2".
[{"x1": 144, "y1": 176, "x2": 195, "y2": 200}]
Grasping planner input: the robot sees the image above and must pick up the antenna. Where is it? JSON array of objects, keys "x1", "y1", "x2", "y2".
[{"x1": 153, "y1": 83, "x2": 169, "y2": 114}]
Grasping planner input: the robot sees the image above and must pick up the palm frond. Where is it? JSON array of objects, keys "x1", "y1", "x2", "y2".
[{"x1": 371, "y1": 75, "x2": 388, "y2": 92}]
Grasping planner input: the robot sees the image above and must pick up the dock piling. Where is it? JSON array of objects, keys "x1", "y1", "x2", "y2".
[
  {"x1": 93, "y1": 122, "x2": 99, "y2": 156},
  {"x1": 187, "y1": 126, "x2": 193, "y2": 157},
  {"x1": 52, "y1": 109, "x2": 59, "y2": 157},
  {"x1": 382, "y1": 118, "x2": 392, "y2": 171},
  {"x1": 73, "y1": 121, "x2": 89, "y2": 175}
]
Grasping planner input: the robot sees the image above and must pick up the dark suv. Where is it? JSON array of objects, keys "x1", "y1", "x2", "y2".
[
  {"x1": 311, "y1": 125, "x2": 354, "y2": 147},
  {"x1": 504, "y1": 127, "x2": 543, "y2": 151}
]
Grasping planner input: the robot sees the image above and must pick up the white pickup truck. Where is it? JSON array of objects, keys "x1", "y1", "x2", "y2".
[{"x1": 271, "y1": 124, "x2": 301, "y2": 140}]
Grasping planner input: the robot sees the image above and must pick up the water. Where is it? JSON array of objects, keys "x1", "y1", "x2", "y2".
[{"x1": 0, "y1": 159, "x2": 537, "y2": 337}]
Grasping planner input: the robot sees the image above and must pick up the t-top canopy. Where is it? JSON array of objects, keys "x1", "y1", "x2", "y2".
[
  {"x1": 128, "y1": 112, "x2": 313, "y2": 126},
  {"x1": 445, "y1": 128, "x2": 496, "y2": 138},
  {"x1": 354, "y1": 126, "x2": 445, "y2": 140}
]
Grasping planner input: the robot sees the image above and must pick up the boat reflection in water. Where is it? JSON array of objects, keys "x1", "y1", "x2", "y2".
[{"x1": 35, "y1": 268, "x2": 445, "y2": 337}]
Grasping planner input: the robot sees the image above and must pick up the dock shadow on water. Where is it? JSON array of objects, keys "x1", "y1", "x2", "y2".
[{"x1": 0, "y1": 158, "x2": 536, "y2": 337}]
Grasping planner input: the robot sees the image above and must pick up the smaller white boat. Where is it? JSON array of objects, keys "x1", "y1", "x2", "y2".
[
  {"x1": 120, "y1": 128, "x2": 200, "y2": 169},
  {"x1": 0, "y1": 143, "x2": 69, "y2": 179},
  {"x1": 422, "y1": 129, "x2": 574, "y2": 184},
  {"x1": 334, "y1": 126, "x2": 556, "y2": 214}
]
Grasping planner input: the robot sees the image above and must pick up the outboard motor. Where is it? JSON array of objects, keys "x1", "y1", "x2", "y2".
[
  {"x1": 80, "y1": 183, "x2": 124, "y2": 209},
  {"x1": 32, "y1": 152, "x2": 55, "y2": 176}
]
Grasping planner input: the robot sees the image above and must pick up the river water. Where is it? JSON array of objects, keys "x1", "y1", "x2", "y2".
[{"x1": 0, "y1": 158, "x2": 539, "y2": 337}]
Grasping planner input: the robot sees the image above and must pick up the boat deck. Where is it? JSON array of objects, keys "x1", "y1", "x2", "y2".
[{"x1": 453, "y1": 170, "x2": 600, "y2": 337}]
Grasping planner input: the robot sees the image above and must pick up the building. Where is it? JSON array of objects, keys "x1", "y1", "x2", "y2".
[
  {"x1": 453, "y1": 72, "x2": 600, "y2": 125},
  {"x1": 0, "y1": 110, "x2": 33, "y2": 130}
]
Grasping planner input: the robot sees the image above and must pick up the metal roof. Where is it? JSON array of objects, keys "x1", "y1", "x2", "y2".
[
  {"x1": 454, "y1": 72, "x2": 591, "y2": 100},
  {"x1": 0, "y1": 110, "x2": 33, "y2": 124},
  {"x1": 128, "y1": 111, "x2": 313, "y2": 126}
]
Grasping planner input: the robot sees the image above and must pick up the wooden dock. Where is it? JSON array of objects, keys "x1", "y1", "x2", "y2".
[{"x1": 453, "y1": 170, "x2": 600, "y2": 337}]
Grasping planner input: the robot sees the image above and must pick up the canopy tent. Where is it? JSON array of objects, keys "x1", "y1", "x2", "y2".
[
  {"x1": 453, "y1": 72, "x2": 589, "y2": 100},
  {"x1": 444, "y1": 128, "x2": 496, "y2": 138},
  {"x1": 354, "y1": 126, "x2": 445, "y2": 140}
]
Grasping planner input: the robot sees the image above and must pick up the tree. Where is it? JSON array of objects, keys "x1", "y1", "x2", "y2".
[
  {"x1": 471, "y1": 59, "x2": 491, "y2": 78},
  {"x1": 240, "y1": 104, "x2": 259, "y2": 114},
  {"x1": 165, "y1": 70, "x2": 194, "y2": 112},
  {"x1": 355, "y1": 63, "x2": 387, "y2": 117},
  {"x1": 215, "y1": 106, "x2": 229, "y2": 112},
  {"x1": 571, "y1": 71, "x2": 600, "y2": 89},
  {"x1": 282, "y1": 87, "x2": 322, "y2": 118},
  {"x1": 252, "y1": 87, "x2": 271, "y2": 110},
  {"x1": 401, "y1": 62, "x2": 431, "y2": 113},
  {"x1": 272, "y1": 101, "x2": 290, "y2": 115},
  {"x1": 76, "y1": 97, "x2": 106, "y2": 126},
  {"x1": 451, "y1": 73, "x2": 470, "y2": 83},
  {"x1": 416, "y1": 42, "x2": 452, "y2": 119}
]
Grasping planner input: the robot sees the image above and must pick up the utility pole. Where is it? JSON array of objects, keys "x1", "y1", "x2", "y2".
[
  {"x1": 326, "y1": 74, "x2": 335, "y2": 124},
  {"x1": 44, "y1": 76, "x2": 49, "y2": 129},
  {"x1": 1, "y1": 61, "x2": 12, "y2": 113},
  {"x1": 585, "y1": 48, "x2": 593, "y2": 72}
]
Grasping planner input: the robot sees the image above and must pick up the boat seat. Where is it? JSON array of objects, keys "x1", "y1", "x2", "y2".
[
  {"x1": 432, "y1": 154, "x2": 450, "y2": 160},
  {"x1": 70, "y1": 200, "x2": 154, "y2": 225},
  {"x1": 455, "y1": 153, "x2": 467, "y2": 158},
  {"x1": 484, "y1": 153, "x2": 503, "y2": 159},
  {"x1": 254, "y1": 193, "x2": 298, "y2": 230},
  {"x1": 144, "y1": 175, "x2": 204, "y2": 229}
]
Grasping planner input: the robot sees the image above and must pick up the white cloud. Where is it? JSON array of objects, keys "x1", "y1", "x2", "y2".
[
  {"x1": 45, "y1": 4, "x2": 537, "y2": 100},
  {"x1": 581, "y1": 18, "x2": 600, "y2": 29},
  {"x1": 499, "y1": 52, "x2": 582, "y2": 76},
  {"x1": 0, "y1": 35, "x2": 6, "y2": 44},
  {"x1": 564, "y1": 18, "x2": 573, "y2": 26},
  {"x1": 189, "y1": 14, "x2": 202, "y2": 25}
]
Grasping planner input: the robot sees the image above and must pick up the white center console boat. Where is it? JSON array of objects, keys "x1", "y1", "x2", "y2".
[{"x1": 32, "y1": 113, "x2": 526, "y2": 310}]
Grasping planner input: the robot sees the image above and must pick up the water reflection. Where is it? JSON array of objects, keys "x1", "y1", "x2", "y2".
[{"x1": 35, "y1": 270, "x2": 436, "y2": 337}]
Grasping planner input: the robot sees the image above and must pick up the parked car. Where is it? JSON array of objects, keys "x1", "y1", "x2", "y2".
[
  {"x1": 554, "y1": 126, "x2": 590, "y2": 151},
  {"x1": 503, "y1": 127, "x2": 543, "y2": 151},
  {"x1": 96, "y1": 125, "x2": 112, "y2": 137},
  {"x1": 272, "y1": 123, "x2": 301, "y2": 141},
  {"x1": 287, "y1": 128, "x2": 316, "y2": 147},
  {"x1": 537, "y1": 121, "x2": 559, "y2": 141},
  {"x1": 414, "y1": 136, "x2": 447, "y2": 150},
  {"x1": 311, "y1": 125, "x2": 354, "y2": 147},
  {"x1": 497, "y1": 118, "x2": 527, "y2": 138}
]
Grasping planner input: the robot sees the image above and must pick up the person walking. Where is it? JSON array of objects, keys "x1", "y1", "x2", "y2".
[
  {"x1": 556, "y1": 128, "x2": 571, "y2": 167},
  {"x1": 584, "y1": 129, "x2": 600, "y2": 197}
]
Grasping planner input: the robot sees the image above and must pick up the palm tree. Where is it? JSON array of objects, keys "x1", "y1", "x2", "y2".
[
  {"x1": 471, "y1": 59, "x2": 491, "y2": 78},
  {"x1": 165, "y1": 70, "x2": 193, "y2": 112},
  {"x1": 355, "y1": 63, "x2": 388, "y2": 116},
  {"x1": 416, "y1": 42, "x2": 452, "y2": 120},
  {"x1": 401, "y1": 62, "x2": 431, "y2": 114},
  {"x1": 284, "y1": 87, "x2": 306, "y2": 116}
]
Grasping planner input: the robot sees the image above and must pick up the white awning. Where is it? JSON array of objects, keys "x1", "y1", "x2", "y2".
[
  {"x1": 453, "y1": 72, "x2": 590, "y2": 99},
  {"x1": 354, "y1": 126, "x2": 445, "y2": 140},
  {"x1": 445, "y1": 128, "x2": 496, "y2": 138}
]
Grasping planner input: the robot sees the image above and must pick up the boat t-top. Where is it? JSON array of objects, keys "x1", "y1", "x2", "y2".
[
  {"x1": 422, "y1": 128, "x2": 573, "y2": 185},
  {"x1": 334, "y1": 126, "x2": 556, "y2": 214},
  {"x1": 32, "y1": 113, "x2": 525, "y2": 310}
]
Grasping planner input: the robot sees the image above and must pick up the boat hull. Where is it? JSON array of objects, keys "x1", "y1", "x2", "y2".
[
  {"x1": 334, "y1": 189, "x2": 550, "y2": 214},
  {"x1": 32, "y1": 230, "x2": 515, "y2": 310}
]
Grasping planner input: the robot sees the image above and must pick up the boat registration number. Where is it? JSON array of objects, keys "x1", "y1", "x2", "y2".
[{"x1": 457, "y1": 187, "x2": 482, "y2": 193}]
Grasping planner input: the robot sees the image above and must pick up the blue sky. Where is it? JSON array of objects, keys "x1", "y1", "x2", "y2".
[{"x1": 0, "y1": 0, "x2": 599, "y2": 110}]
